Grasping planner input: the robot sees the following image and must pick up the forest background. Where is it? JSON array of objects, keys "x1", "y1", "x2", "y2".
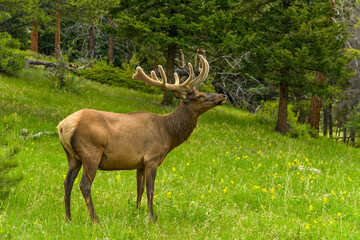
[{"x1": 2, "y1": 0, "x2": 360, "y2": 238}]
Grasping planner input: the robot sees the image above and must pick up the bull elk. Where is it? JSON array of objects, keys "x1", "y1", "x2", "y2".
[{"x1": 57, "y1": 56, "x2": 226, "y2": 223}]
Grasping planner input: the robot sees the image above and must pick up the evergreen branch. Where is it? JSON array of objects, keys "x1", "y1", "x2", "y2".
[{"x1": 0, "y1": 127, "x2": 9, "y2": 136}]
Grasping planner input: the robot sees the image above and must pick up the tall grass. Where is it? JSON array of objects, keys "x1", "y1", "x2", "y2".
[{"x1": 1, "y1": 69, "x2": 360, "y2": 239}]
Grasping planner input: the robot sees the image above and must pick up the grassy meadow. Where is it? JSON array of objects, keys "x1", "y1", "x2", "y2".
[{"x1": 1, "y1": 68, "x2": 360, "y2": 239}]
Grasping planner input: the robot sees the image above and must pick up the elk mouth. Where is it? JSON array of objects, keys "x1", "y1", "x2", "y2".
[{"x1": 217, "y1": 99, "x2": 227, "y2": 105}]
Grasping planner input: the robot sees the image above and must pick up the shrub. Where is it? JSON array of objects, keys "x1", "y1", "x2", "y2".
[
  {"x1": 78, "y1": 55, "x2": 161, "y2": 94},
  {"x1": 256, "y1": 100, "x2": 314, "y2": 138},
  {"x1": 0, "y1": 33, "x2": 25, "y2": 75},
  {"x1": 256, "y1": 101, "x2": 298, "y2": 127},
  {"x1": 0, "y1": 114, "x2": 22, "y2": 207},
  {"x1": 46, "y1": 56, "x2": 84, "y2": 93}
]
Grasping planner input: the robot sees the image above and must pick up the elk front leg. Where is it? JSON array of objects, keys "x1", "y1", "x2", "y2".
[
  {"x1": 145, "y1": 164, "x2": 157, "y2": 222},
  {"x1": 136, "y1": 168, "x2": 145, "y2": 208}
]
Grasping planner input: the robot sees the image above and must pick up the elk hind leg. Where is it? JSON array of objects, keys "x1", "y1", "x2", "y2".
[
  {"x1": 63, "y1": 148, "x2": 82, "y2": 221},
  {"x1": 79, "y1": 163, "x2": 99, "y2": 223},
  {"x1": 136, "y1": 168, "x2": 145, "y2": 208}
]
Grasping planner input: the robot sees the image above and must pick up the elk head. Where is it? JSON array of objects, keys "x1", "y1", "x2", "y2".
[{"x1": 132, "y1": 55, "x2": 226, "y2": 113}]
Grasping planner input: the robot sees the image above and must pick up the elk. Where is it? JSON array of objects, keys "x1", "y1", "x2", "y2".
[{"x1": 57, "y1": 56, "x2": 226, "y2": 223}]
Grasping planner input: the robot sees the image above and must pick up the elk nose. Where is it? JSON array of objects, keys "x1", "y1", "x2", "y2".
[{"x1": 221, "y1": 94, "x2": 227, "y2": 99}]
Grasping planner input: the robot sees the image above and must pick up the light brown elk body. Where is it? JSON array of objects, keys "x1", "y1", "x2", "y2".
[{"x1": 57, "y1": 56, "x2": 226, "y2": 223}]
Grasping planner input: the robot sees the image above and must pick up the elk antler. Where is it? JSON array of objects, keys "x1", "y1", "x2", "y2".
[{"x1": 132, "y1": 55, "x2": 209, "y2": 94}]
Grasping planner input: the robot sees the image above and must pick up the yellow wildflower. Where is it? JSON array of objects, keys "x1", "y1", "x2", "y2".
[
  {"x1": 186, "y1": 162, "x2": 190, "y2": 166},
  {"x1": 331, "y1": 190, "x2": 335, "y2": 195},
  {"x1": 167, "y1": 192, "x2": 171, "y2": 197},
  {"x1": 323, "y1": 197, "x2": 327, "y2": 203},
  {"x1": 337, "y1": 213, "x2": 342, "y2": 217},
  {"x1": 223, "y1": 187, "x2": 228, "y2": 193},
  {"x1": 221, "y1": 178, "x2": 224, "y2": 183},
  {"x1": 252, "y1": 185, "x2": 260, "y2": 189},
  {"x1": 116, "y1": 174, "x2": 120, "y2": 181},
  {"x1": 305, "y1": 223, "x2": 310, "y2": 229},
  {"x1": 201, "y1": 195, "x2": 204, "y2": 199},
  {"x1": 172, "y1": 167, "x2": 176, "y2": 172},
  {"x1": 309, "y1": 205, "x2": 313, "y2": 211}
]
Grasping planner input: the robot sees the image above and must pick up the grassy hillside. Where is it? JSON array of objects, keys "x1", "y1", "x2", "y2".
[{"x1": 1, "y1": 69, "x2": 360, "y2": 239}]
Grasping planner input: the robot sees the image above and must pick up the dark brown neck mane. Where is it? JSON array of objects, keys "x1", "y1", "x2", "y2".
[{"x1": 162, "y1": 102, "x2": 199, "y2": 150}]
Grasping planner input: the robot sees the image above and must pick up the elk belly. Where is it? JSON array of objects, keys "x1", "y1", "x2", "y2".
[{"x1": 98, "y1": 151, "x2": 144, "y2": 170}]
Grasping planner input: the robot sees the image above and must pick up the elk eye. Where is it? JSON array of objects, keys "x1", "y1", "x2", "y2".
[{"x1": 197, "y1": 95, "x2": 204, "y2": 99}]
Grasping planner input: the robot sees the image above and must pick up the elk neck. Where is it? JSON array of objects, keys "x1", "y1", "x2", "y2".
[{"x1": 162, "y1": 102, "x2": 200, "y2": 150}]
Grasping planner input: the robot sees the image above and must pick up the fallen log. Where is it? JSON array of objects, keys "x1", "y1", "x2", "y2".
[
  {"x1": 25, "y1": 58, "x2": 87, "y2": 71},
  {"x1": 26, "y1": 58, "x2": 57, "y2": 68}
]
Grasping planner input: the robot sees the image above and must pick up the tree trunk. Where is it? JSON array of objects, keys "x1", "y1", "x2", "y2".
[
  {"x1": 350, "y1": 128, "x2": 355, "y2": 146},
  {"x1": 275, "y1": 82, "x2": 289, "y2": 134},
  {"x1": 55, "y1": 6, "x2": 61, "y2": 58},
  {"x1": 30, "y1": 22, "x2": 38, "y2": 53},
  {"x1": 343, "y1": 127, "x2": 347, "y2": 144},
  {"x1": 179, "y1": 50, "x2": 185, "y2": 68},
  {"x1": 89, "y1": 25, "x2": 96, "y2": 60},
  {"x1": 323, "y1": 105, "x2": 328, "y2": 137},
  {"x1": 328, "y1": 104, "x2": 333, "y2": 137},
  {"x1": 161, "y1": 44, "x2": 177, "y2": 105},
  {"x1": 309, "y1": 71, "x2": 326, "y2": 135},
  {"x1": 108, "y1": 17, "x2": 114, "y2": 64}
]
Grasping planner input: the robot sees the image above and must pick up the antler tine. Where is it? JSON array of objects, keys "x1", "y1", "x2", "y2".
[
  {"x1": 189, "y1": 55, "x2": 209, "y2": 89},
  {"x1": 132, "y1": 56, "x2": 210, "y2": 93},
  {"x1": 174, "y1": 73, "x2": 180, "y2": 85},
  {"x1": 158, "y1": 65, "x2": 167, "y2": 88},
  {"x1": 180, "y1": 62, "x2": 194, "y2": 87},
  {"x1": 132, "y1": 66, "x2": 164, "y2": 89}
]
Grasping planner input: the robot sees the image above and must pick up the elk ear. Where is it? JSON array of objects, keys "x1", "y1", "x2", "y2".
[{"x1": 172, "y1": 90, "x2": 188, "y2": 102}]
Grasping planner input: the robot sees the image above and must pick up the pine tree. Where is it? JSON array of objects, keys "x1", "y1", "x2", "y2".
[
  {"x1": 241, "y1": 0, "x2": 352, "y2": 134},
  {"x1": 114, "y1": 0, "x2": 229, "y2": 104}
]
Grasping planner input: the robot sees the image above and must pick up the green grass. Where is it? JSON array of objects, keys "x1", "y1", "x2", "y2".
[{"x1": 1, "y1": 69, "x2": 360, "y2": 239}]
